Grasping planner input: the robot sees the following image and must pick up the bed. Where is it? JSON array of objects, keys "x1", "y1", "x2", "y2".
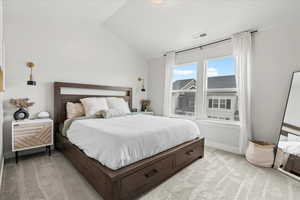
[{"x1": 54, "y1": 82, "x2": 204, "y2": 200}]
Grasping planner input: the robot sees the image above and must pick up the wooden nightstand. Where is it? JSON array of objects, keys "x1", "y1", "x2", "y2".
[
  {"x1": 131, "y1": 111, "x2": 154, "y2": 116},
  {"x1": 12, "y1": 118, "x2": 53, "y2": 163}
]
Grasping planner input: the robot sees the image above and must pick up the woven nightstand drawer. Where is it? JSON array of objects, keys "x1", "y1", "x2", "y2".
[{"x1": 12, "y1": 119, "x2": 53, "y2": 151}]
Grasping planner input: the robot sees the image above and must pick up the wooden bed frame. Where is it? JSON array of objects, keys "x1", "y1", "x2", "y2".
[{"x1": 54, "y1": 82, "x2": 204, "y2": 200}]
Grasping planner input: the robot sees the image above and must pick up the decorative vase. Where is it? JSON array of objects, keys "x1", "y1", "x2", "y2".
[{"x1": 13, "y1": 108, "x2": 29, "y2": 120}]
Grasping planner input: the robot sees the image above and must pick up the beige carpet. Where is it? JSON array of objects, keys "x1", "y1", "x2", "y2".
[{"x1": 1, "y1": 147, "x2": 300, "y2": 200}]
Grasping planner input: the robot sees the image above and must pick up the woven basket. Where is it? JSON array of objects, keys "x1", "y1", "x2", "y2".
[{"x1": 245, "y1": 140, "x2": 275, "y2": 168}]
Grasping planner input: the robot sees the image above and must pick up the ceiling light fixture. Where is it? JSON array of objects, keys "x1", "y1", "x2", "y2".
[{"x1": 149, "y1": 0, "x2": 164, "y2": 5}]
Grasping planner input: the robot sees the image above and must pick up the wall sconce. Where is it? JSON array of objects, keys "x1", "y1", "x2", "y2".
[
  {"x1": 138, "y1": 77, "x2": 146, "y2": 92},
  {"x1": 0, "y1": 66, "x2": 4, "y2": 92},
  {"x1": 26, "y1": 62, "x2": 36, "y2": 86}
]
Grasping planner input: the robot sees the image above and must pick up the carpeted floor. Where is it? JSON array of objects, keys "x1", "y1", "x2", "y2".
[{"x1": 1, "y1": 147, "x2": 300, "y2": 200}]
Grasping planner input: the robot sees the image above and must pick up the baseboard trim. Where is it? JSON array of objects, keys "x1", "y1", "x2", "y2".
[
  {"x1": 205, "y1": 140, "x2": 241, "y2": 154},
  {"x1": 0, "y1": 157, "x2": 4, "y2": 190}
]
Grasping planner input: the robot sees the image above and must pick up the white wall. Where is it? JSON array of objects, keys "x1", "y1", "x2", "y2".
[
  {"x1": 148, "y1": 22, "x2": 300, "y2": 151},
  {"x1": 3, "y1": 1, "x2": 148, "y2": 157},
  {"x1": 252, "y1": 22, "x2": 300, "y2": 143},
  {"x1": 0, "y1": 0, "x2": 3, "y2": 167},
  {"x1": 148, "y1": 57, "x2": 165, "y2": 116}
]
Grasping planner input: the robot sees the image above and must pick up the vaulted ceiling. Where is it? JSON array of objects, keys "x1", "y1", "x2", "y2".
[
  {"x1": 13, "y1": 0, "x2": 297, "y2": 60},
  {"x1": 7, "y1": 0, "x2": 128, "y2": 22},
  {"x1": 102, "y1": 0, "x2": 299, "y2": 60},
  {"x1": 19, "y1": 0, "x2": 297, "y2": 60}
]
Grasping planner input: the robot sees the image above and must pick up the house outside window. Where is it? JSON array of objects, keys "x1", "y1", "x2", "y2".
[
  {"x1": 205, "y1": 57, "x2": 239, "y2": 121},
  {"x1": 171, "y1": 63, "x2": 197, "y2": 116},
  {"x1": 169, "y1": 57, "x2": 239, "y2": 122}
]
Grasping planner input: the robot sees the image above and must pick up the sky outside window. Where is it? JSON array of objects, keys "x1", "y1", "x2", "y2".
[
  {"x1": 172, "y1": 64, "x2": 197, "y2": 82},
  {"x1": 207, "y1": 57, "x2": 235, "y2": 77},
  {"x1": 172, "y1": 57, "x2": 235, "y2": 82}
]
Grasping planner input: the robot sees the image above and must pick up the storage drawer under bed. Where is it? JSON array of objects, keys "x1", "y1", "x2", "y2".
[
  {"x1": 119, "y1": 139, "x2": 204, "y2": 199},
  {"x1": 120, "y1": 156, "x2": 173, "y2": 198},
  {"x1": 175, "y1": 140, "x2": 204, "y2": 167}
]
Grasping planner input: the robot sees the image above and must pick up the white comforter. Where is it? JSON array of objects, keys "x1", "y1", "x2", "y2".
[
  {"x1": 278, "y1": 141, "x2": 300, "y2": 156},
  {"x1": 67, "y1": 115, "x2": 201, "y2": 170}
]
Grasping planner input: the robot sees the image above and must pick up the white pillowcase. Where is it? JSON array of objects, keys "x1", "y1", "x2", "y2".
[
  {"x1": 80, "y1": 97, "x2": 109, "y2": 116},
  {"x1": 66, "y1": 102, "x2": 85, "y2": 119},
  {"x1": 106, "y1": 97, "x2": 131, "y2": 114}
]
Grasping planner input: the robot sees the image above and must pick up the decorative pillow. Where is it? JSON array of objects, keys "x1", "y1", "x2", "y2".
[
  {"x1": 106, "y1": 97, "x2": 131, "y2": 114},
  {"x1": 96, "y1": 109, "x2": 127, "y2": 119},
  {"x1": 66, "y1": 102, "x2": 85, "y2": 119},
  {"x1": 80, "y1": 97, "x2": 109, "y2": 116}
]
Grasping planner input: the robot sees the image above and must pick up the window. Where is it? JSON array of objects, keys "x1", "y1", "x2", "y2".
[
  {"x1": 226, "y1": 99, "x2": 231, "y2": 110},
  {"x1": 208, "y1": 99, "x2": 213, "y2": 108},
  {"x1": 171, "y1": 63, "x2": 197, "y2": 116},
  {"x1": 168, "y1": 56, "x2": 239, "y2": 123},
  {"x1": 208, "y1": 97, "x2": 232, "y2": 111},
  {"x1": 220, "y1": 99, "x2": 226, "y2": 109},
  {"x1": 212, "y1": 99, "x2": 219, "y2": 108},
  {"x1": 205, "y1": 57, "x2": 239, "y2": 121}
]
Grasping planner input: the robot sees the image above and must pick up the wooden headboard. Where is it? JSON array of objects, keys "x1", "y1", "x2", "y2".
[{"x1": 53, "y1": 82, "x2": 132, "y2": 136}]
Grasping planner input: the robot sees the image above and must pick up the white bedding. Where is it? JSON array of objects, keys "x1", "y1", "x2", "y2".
[
  {"x1": 278, "y1": 141, "x2": 300, "y2": 156},
  {"x1": 67, "y1": 115, "x2": 201, "y2": 170}
]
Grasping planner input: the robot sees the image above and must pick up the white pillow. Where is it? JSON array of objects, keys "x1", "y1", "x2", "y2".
[
  {"x1": 66, "y1": 102, "x2": 85, "y2": 119},
  {"x1": 106, "y1": 97, "x2": 131, "y2": 114},
  {"x1": 80, "y1": 97, "x2": 109, "y2": 116}
]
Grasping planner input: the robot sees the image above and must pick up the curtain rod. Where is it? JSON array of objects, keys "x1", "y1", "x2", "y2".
[{"x1": 164, "y1": 30, "x2": 258, "y2": 56}]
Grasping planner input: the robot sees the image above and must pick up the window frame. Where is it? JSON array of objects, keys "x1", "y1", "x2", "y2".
[
  {"x1": 167, "y1": 56, "x2": 240, "y2": 125},
  {"x1": 170, "y1": 62, "x2": 198, "y2": 118},
  {"x1": 203, "y1": 55, "x2": 239, "y2": 123}
]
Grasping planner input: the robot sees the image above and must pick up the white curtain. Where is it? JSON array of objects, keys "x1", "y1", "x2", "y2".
[
  {"x1": 233, "y1": 32, "x2": 253, "y2": 154},
  {"x1": 163, "y1": 51, "x2": 175, "y2": 116}
]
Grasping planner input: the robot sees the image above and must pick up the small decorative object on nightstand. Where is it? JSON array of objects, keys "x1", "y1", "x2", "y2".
[
  {"x1": 12, "y1": 118, "x2": 53, "y2": 163},
  {"x1": 37, "y1": 111, "x2": 50, "y2": 119},
  {"x1": 141, "y1": 99, "x2": 152, "y2": 112},
  {"x1": 9, "y1": 98, "x2": 34, "y2": 120}
]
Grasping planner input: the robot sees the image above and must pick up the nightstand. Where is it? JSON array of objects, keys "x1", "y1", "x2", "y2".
[
  {"x1": 131, "y1": 111, "x2": 154, "y2": 115},
  {"x1": 12, "y1": 118, "x2": 53, "y2": 163}
]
